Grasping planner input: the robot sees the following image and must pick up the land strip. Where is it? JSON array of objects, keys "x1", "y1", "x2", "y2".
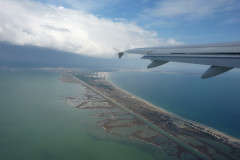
[{"x1": 63, "y1": 72, "x2": 240, "y2": 160}]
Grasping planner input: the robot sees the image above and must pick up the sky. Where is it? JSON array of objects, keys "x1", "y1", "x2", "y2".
[{"x1": 0, "y1": 0, "x2": 239, "y2": 58}]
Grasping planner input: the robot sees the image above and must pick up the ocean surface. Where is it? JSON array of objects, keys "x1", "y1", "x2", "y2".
[
  {"x1": 108, "y1": 70, "x2": 240, "y2": 139},
  {"x1": 0, "y1": 70, "x2": 156, "y2": 160}
]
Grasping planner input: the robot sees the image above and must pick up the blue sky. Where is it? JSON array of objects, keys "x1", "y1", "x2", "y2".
[
  {"x1": 37, "y1": 0, "x2": 240, "y2": 43},
  {"x1": 0, "y1": 0, "x2": 239, "y2": 57}
]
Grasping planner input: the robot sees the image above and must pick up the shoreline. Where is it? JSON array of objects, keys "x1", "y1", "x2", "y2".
[
  {"x1": 64, "y1": 73, "x2": 212, "y2": 159},
  {"x1": 105, "y1": 72, "x2": 240, "y2": 146}
]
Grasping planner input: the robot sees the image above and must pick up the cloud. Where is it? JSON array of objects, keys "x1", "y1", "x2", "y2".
[
  {"x1": 51, "y1": 0, "x2": 114, "y2": 12},
  {"x1": 144, "y1": 0, "x2": 240, "y2": 19},
  {"x1": 0, "y1": 0, "x2": 182, "y2": 58}
]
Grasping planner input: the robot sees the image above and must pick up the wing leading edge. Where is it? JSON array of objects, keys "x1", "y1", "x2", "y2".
[{"x1": 119, "y1": 42, "x2": 240, "y2": 79}]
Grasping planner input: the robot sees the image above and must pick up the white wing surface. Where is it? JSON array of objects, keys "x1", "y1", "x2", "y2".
[{"x1": 119, "y1": 42, "x2": 240, "y2": 79}]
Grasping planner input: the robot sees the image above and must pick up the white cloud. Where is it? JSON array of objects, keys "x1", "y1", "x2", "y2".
[
  {"x1": 145, "y1": 0, "x2": 239, "y2": 19},
  {"x1": 0, "y1": 0, "x2": 182, "y2": 58}
]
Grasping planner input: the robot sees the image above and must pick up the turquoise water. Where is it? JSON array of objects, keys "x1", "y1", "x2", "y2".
[
  {"x1": 0, "y1": 70, "x2": 156, "y2": 160},
  {"x1": 109, "y1": 71, "x2": 240, "y2": 138}
]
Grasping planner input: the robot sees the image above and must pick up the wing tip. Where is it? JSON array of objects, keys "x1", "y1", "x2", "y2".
[{"x1": 118, "y1": 52, "x2": 125, "y2": 59}]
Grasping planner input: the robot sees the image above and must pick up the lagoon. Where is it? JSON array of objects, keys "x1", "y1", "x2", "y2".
[{"x1": 0, "y1": 70, "x2": 156, "y2": 160}]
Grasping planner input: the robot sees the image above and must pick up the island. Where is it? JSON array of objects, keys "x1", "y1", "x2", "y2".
[{"x1": 61, "y1": 71, "x2": 240, "y2": 160}]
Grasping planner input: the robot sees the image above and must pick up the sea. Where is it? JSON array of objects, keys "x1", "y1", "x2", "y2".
[
  {"x1": 1, "y1": 69, "x2": 240, "y2": 160},
  {"x1": 0, "y1": 70, "x2": 157, "y2": 160},
  {"x1": 108, "y1": 70, "x2": 240, "y2": 139}
]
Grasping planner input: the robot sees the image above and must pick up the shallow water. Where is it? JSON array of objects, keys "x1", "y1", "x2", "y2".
[{"x1": 0, "y1": 70, "x2": 157, "y2": 160}]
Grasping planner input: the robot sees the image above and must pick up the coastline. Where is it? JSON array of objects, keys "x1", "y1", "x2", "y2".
[
  {"x1": 105, "y1": 72, "x2": 240, "y2": 146},
  {"x1": 64, "y1": 72, "x2": 210, "y2": 159},
  {"x1": 71, "y1": 71, "x2": 240, "y2": 159}
]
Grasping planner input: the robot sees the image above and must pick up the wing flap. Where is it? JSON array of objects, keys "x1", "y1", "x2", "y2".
[{"x1": 142, "y1": 54, "x2": 240, "y2": 68}]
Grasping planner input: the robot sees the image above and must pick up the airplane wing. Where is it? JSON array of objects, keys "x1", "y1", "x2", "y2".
[{"x1": 118, "y1": 41, "x2": 240, "y2": 79}]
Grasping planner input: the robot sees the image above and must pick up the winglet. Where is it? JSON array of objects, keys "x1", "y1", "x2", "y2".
[
  {"x1": 113, "y1": 48, "x2": 125, "y2": 59},
  {"x1": 118, "y1": 52, "x2": 125, "y2": 59},
  {"x1": 202, "y1": 66, "x2": 233, "y2": 79}
]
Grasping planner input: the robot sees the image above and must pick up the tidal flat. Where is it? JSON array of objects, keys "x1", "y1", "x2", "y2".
[{"x1": 0, "y1": 70, "x2": 159, "y2": 160}]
